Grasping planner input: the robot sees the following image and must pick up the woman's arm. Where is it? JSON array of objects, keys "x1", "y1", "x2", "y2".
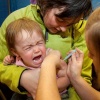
[
  {"x1": 35, "y1": 50, "x2": 62, "y2": 100},
  {"x1": 70, "y1": 75, "x2": 100, "y2": 100},
  {"x1": 67, "y1": 48, "x2": 100, "y2": 100}
]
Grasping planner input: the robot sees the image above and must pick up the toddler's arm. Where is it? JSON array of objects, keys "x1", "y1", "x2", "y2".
[{"x1": 57, "y1": 60, "x2": 70, "y2": 92}]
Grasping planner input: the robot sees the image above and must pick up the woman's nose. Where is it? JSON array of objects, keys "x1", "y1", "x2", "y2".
[
  {"x1": 56, "y1": 27, "x2": 61, "y2": 31},
  {"x1": 56, "y1": 27, "x2": 67, "y2": 32},
  {"x1": 60, "y1": 26, "x2": 67, "y2": 32}
]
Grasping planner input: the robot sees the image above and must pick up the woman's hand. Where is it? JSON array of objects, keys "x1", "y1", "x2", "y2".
[
  {"x1": 67, "y1": 48, "x2": 84, "y2": 80},
  {"x1": 45, "y1": 49, "x2": 62, "y2": 68}
]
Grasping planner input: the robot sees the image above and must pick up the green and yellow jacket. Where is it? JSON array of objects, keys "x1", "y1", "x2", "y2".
[{"x1": 0, "y1": 4, "x2": 92, "y2": 100}]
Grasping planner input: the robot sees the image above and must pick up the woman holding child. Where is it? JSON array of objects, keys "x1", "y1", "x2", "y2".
[{"x1": 0, "y1": 0, "x2": 92, "y2": 99}]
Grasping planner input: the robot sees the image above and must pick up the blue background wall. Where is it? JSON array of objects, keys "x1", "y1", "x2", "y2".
[
  {"x1": 10, "y1": 0, "x2": 30, "y2": 12},
  {"x1": 0, "y1": 0, "x2": 9, "y2": 26},
  {"x1": 0, "y1": 0, "x2": 30, "y2": 26},
  {"x1": 92, "y1": 0, "x2": 100, "y2": 9},
  {"x1": 0, "y1": 0, "x2": 100, "y2": 26}
]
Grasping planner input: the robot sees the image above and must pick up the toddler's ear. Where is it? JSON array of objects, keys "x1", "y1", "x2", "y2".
[
  {"x1": 10, "y1": 48, "x2": 20, "y2": 59},
  {"x1": 16, "y1": 56, "x2": 21, "y2": 61}
]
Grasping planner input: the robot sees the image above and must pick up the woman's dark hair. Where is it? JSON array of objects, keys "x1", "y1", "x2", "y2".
[{"x1": 37, "y1": 0, "x2": 92, "y2": 18}]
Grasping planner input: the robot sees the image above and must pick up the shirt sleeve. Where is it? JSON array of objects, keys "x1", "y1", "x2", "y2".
[{"x1": 0, "y1": 63, "x2": 26, "y2": 94}]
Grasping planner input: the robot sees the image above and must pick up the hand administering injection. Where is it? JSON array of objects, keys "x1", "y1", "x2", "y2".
[{"x1": 66, "y1": 48, "x2": 84, "y2": 80}]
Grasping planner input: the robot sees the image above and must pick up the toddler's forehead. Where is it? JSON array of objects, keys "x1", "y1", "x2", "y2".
[
  {"x1": 15, "y1": 29, "x2": 43, "y2": 42},
  {"x1": 15, "y1": 30, "x2": 31, "y2": 42}
]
